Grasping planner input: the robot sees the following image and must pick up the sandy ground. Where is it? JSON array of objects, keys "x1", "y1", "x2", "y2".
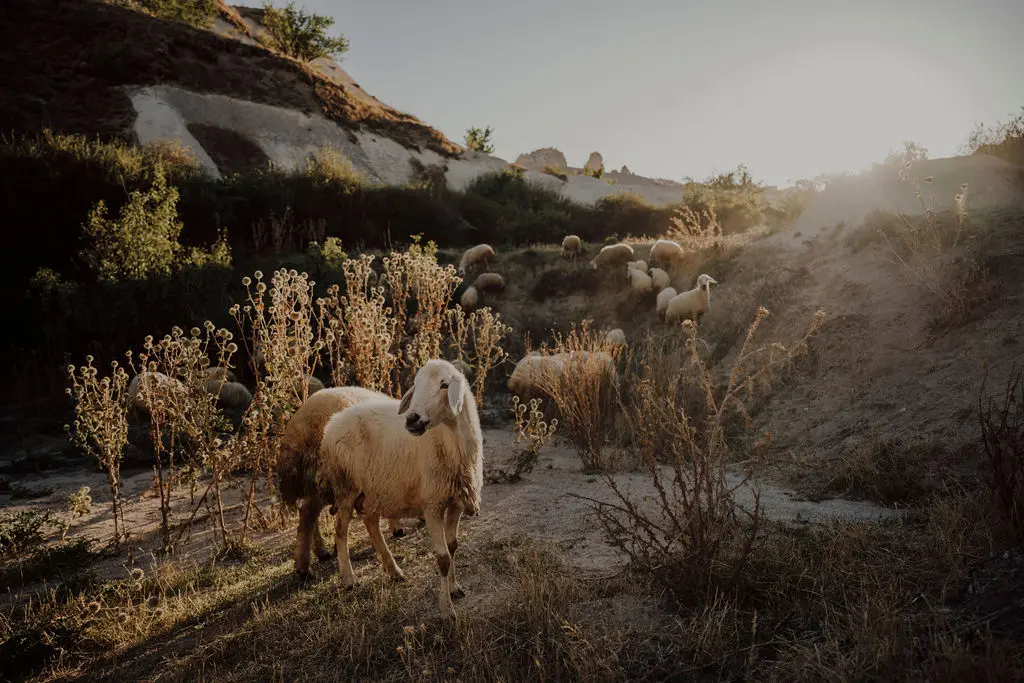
[{"x1": 1, "y1": 424, "x2": 902, "y2": 603}]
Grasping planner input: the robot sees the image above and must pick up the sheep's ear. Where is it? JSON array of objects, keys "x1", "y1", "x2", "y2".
[
  {"x1": 398, "y1": 387, "x2": 414, "y2": 415},
  {"x1": 446, "y1": 375, "x2": 466, "y2": 414},
  {"x1": 707, "y1": 276, "x2": 718, "y2": 285}
]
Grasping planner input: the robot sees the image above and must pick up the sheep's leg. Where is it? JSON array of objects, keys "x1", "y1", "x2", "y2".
[
  {"x1": 424, "y1": 506, "x2": 456, "y2": 619},
  {"x1": 334, "y1": 492, "x2": 360, "y2": 589},
  {"x1": 387, "y1": 517, "x2": 405, "y2": 538},
  {"x1": 295, "y1": 498, "x2": 325, "y2": 576},
  {"x1": 444, "y1": 502, "x2": 465, "y2": 599},
  {"x1": 363, "y1": 513, "x2": 407, "y2": 582}
]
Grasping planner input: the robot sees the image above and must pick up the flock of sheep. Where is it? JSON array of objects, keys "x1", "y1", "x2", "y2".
[{"x1": 122, "y1": 236, "x2": 719, "y2": 618}]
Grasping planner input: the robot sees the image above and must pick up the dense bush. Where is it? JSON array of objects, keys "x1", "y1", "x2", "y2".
[
  {"x1": 681, "y1": 164, "x2": 766, "y2": 234},
  {"x1": 259, "y1": 1, "x2": 350, "y2": 62},
  {"x1": 963, "y1": 105, "x2": 1024, "y2": 166}
]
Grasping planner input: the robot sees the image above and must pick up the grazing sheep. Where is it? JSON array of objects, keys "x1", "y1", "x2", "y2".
[
  {"x1": 589, "y1": 242, "x2": 634, "y2": 270},
  {"x1": 126, "y1": 371, "x2": 186, "y2": 421},
  {"x1": 649, "y1": 239, "x2": 685, "y2": 267},
  {"x1": 649, "y1": 267, "x2": 671, "y2": 291},
  {"x1": 507, "y1": 350, "x2": 618, "y2": 401},
  {"x1": 202, "y1": 366, "x2": 237, "y2": 384},
  {"x1": 460, "y1": 286, "x2": 480, "y2": 311},
  {"x1": 626, "y1": 266, "x2": 654, "y2": 294},
  {"x1": 626, "y1": 259, "x2": 648, "y2": 273},
  {"x1": 458, "y1": 244, "x2": 495, "y2": 274},
  {"x1": 605, "y1": 328, "x2": 627, "y2": 347},
  {"x1": 561, "y1": 235, "x2": 582, "y2": 259},
  {"x1": 472, "y1": 272, "x2": 505, "y2": 293},
  {"x1": 205, "y1": 380, "x2": 253, "y2": 415},
  {"x1": 319, "y1": 360, "x2": 483, "y2": 617},
  {"x1": 451, "y1": 359, "x2": 475, "y2": 381},
  {"x1": 278, "y1": 386, "x2": 393, "y2": 575},
  {"x1": 656, "y1": 286, "x2": 678, "y2": 319},
  {"x1": 665, "y1": 274, "x2": 718, "y2": 325}
]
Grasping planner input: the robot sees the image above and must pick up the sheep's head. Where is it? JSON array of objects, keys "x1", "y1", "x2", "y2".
[
  {"x1": 697, "y1": 274, "x2": 718, "y2": 292},
  {"x1": 398, "y1": 359, "x2": 468, "y2": 435}
]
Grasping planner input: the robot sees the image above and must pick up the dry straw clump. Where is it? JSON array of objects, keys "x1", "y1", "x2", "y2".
[
  {"x1": 65, "y1": 357, "x2": 131, "y2": 544},
  {"x1": 528, "y1": 320, "x2": 622, "y2": 472},
  {"x1": 336, "y1": 255, "x2": 398, "y2": 394}
]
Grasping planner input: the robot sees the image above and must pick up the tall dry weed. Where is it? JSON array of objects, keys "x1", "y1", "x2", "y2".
[
  {"x1": 444, "y1": 305, "x2": 513, "y2": 408},
  {"x1": 881, "y1": 166, "x2": 981, "y2": 324},
  {"x1": 980, "y1": 364, "x2": 1024, "y2": 538},
  {"x1": 583, "y1": 308, "x2": 825, "y2": 600},
  {"x1": 65, "y1": 357, "x2": 131, "y2": 545}
]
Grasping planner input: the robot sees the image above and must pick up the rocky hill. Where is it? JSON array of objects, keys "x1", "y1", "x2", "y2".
[{"x1": 0, "y1": 0, "x2": 689, "y2": 207}]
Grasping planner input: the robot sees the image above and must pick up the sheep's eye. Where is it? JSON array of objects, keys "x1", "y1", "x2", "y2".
[{"x1": 440, "y1": 381, "x2": 449, "y2": 390}]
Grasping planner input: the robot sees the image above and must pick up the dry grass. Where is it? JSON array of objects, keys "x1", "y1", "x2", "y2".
[
  {"x1": 528, "y1": 321, "x2": 623, "y2": 472},
  {"x1": 980, "y1": 364, "x2": 1024, "y2": 538},
  {"x1": 877, "y1": 166, "x2": 988, "y2": 326}
]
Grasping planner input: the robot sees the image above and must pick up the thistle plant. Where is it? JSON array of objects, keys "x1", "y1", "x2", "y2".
[
  {"x1": 66, "y1": 358, "x2": 130, "y2": 545},
  {"x1": 338, "y1": 256, "x2": 398, "y2": 394}
]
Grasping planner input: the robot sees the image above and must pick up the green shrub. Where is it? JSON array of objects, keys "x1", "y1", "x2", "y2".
[
  {"x1": 464, "y1": 126, "x2": 495, "y2": 154},
  {"x1": 681, "y1": 164, "x2": 766, "y2": 234},
  {"x1": 541, "y1": 165, "x2": 568, "y2": 181},
  {"x1": 80, "y1": 170, "x2": 187, "y2": 282},
  {"x1": 260, "y1": 1, "x2": 350, "y2": 62}
]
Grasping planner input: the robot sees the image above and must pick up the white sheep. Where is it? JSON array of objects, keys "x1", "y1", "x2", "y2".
[
  {"x1": 605, "y1": 328, "x2": 627, "y2": 347},
  {"x1": 319, "y1": 360, "x2": 483, "y2": 617},
  {"x1": 656, "y1": 286, "x2": 678, "y2": 319},
  {"x1": 589, "y1": 242, "x2": 634, "y2": 270},
  {"x1": 458, "y1": 244, "x2": 495, "y2": 274},
  {"x1": 561, "y1": 235, "x2": 582, "y2": 259},
  {"x1": 472, "y1": 272, "x2": 505, "y2": 293},
  {"x1": 278, "y1": 385, "x2": 397, "y2": 576},
  {"x1": 665, "y1": 274, "x2": 718, "y2": 325},
  {"x1": 649, "y1": 267, "x2": 671, "y2": 291},
  {"x1": 626, "y1": 259, "x2": 648, "y2": 273},
  {"x1": 460, "y1": 285, "x2": 480, "y2": 311},
  {"x1": 649, "y1": 239, "x2": 685, "y2": 267},
  {"x1": 626, "y1": 266, "x2": 654, "y2": 294}
]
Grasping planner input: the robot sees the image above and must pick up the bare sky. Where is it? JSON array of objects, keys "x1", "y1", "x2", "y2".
[{"x1": 302, "y1": 0, "x2": 1023, "y2": 187}]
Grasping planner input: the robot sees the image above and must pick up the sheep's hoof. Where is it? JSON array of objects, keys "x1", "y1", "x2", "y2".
[
  {"x1": 450, "y1": 584, "x2": 466, "y2": 599},
  {"x1": 295, "y1": 568, "x2": 312, "y2": 582},
  {"x1": 391, "y1": 528, "x2": 405, "y2": 538},
  {"x1": 390, "y1": 569, "x2": 408, "y2": 583}
]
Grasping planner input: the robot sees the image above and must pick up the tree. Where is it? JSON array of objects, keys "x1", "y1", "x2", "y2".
[
  {"x1": 883, "y1": 140, "x2": 929, "y2": 166},
  {"x1": 261, "y1": 1, "x2": 350, "y2": 62},
  {"x1": 464, "y1": 126, "x2": 495, "y2": 154}
]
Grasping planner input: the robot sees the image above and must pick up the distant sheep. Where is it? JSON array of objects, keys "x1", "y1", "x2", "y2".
[
  {"x1": 319, "y1": 360, "x2": 483, "y2": 618},
  {"x1": 458, "y1": 244, "x2": 495, "y2": 274},
  {"x1": 649, "y1": 267, "x2": 671, "y2": 291},
  {"x1": 561, "y1": 235, "x2": 582, "y2": 259},
  {"x1": 126, "y1": 371, "x2": 186, "y2": 421},
  {"x1": 665, "y1": 274, "x2": 718, "y2": 325},
  {"x1": 278, "y1": 386, "x2": 394, "y2": 576},
  {"x1": 472, "y1": 272, "x2": 505, "y2": 293},
  {"x1": 507, "y1": 350, "x2": 618, "y2": 401},
  {"x1": 460, "y1": 286, "x2": 480, "y2": 311},
  {"x1": 626, "y1": 259, "x2": 648, "y2": 273},
  {"x1": 649, "y1": 239, "x2": 685, "y2": 267},
  {"x1": 626, "y1": 266, "x2": 654, "y2": 294},
  {"x1": 451, "y1": 359, "x2": 475, "y2": 381},
  {"x1": 605, "y1": 328, "x2": 627, "y2": 347},
  {"x1": 202, "y1": 366, "x2": 237, "y2": 384},
  {"x1": 205, "y1": 380, "x2": 253, "y2": 415},
  {"x1": 656, "y1": 286, "x2": 678, "y2": 319},
  {"x1": 590, "y1": 242, "x2": 634, "y2": 270}
]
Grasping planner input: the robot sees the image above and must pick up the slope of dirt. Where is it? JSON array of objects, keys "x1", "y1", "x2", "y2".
[
  {"x1": 0, "y1": 0, "x2": 459, "y2": 155},
  {"x1": 781, "y1": 154, "x2": 1024, "y2": 245}
]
